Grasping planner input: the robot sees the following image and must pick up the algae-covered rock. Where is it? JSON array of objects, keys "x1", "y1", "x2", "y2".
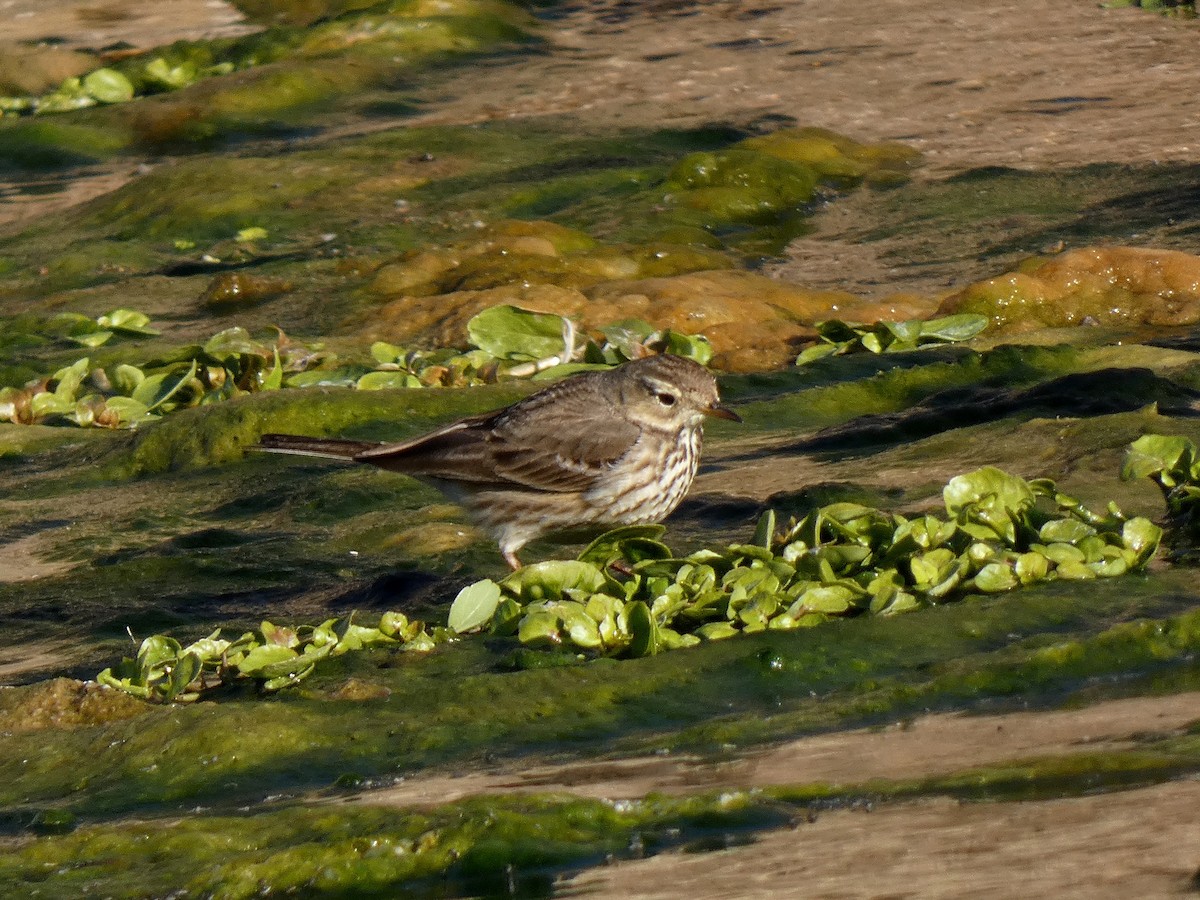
[
  {"x1": 939, "y1": 246, "x2": 1200, "y2": 332},
  {"x1": 740, "y1": 126, "x2": 922, "y2": 185},
  {"x1": 366, "y1": 219, "x2": 731, "y2": 300},
  {"x1": 581, "y1": 271, "x2": 935, "y2": 371},
  {"x1": 202, "y1": 272, "x2": 296, "y2": 309},
  {"x1": 364, "y1": 268, "x2": 938, "y2": 371},
  {"x1": 0, "y1": 678, "x2": 150, "y2": 734}
]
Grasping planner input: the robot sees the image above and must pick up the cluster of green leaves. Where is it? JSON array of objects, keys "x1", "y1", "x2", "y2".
[
  {"x1": 95, "y1": 462, "x2": 1166, "y2": 701},
  {"x1": 367, "y1": 305, "x2": 713, "y2": 387},
  {"x1": 1, "y1": 307, "x2": 158, "y2": 351},
  {"x1": 0, "y1": 0, "x2": 535, "y2": 118},
  {"x1": 0, "y1": 60, "x2": 237, "y2": 117},
  {"x1": 0, "y1": 325, "x2": 295, "y2": 428},
  {"x1": 0, "y1": 304, "x2": 714, "y2": 428},
  {"x1": 796, "y1": 313, "x2": 988, "y2": 365},
  {"x1": 444, "y1": 467, "x2": 1162, "y2": 657},
  {"x1": 1122, "y1": 434, "x2": 1200, "y2": 538},
  {"x1": 98, "y1": 612, "x2": 439, "y2": 702}
]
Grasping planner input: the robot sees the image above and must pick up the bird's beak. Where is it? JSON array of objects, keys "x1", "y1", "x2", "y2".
[{"x1": 705, "y1": 403, "x2": 741, "y2": 423}]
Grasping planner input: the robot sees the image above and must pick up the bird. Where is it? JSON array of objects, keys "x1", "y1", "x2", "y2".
[{"x1": 256, "y1": 353, "x2": 740, "y2": 569}]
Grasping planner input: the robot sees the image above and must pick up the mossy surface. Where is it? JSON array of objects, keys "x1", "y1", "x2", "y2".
[{"x1": 1, "y1": 691, "x2": 1197, "y2": 897}]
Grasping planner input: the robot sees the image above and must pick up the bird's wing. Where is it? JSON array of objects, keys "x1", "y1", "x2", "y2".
[{"x1": 355, "y1": 382, "x2": 642, "y2": 492}]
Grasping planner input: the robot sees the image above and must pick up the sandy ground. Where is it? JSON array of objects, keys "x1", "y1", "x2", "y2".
[{"x1": 4, "y1": 1, "x2": 1200, "y2": 895}]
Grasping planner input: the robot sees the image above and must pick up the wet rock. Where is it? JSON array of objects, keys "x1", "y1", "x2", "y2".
[
  {"x1": 939, "y1": 246, "x2": 1200, "y2": 332},
  {"x1": 583, "y1": 270, "x2": 935, "y2": 371},
  {"x1": 363, "y1": 268, "x2": 938, "y2": 371},
  {"x1": 201, "y1": 272, "x2": 296, "y2": 308},
  {"x1": 325, "y1": 678, "x2": 392, "y2": 702},
  {"x1": 0, "y1": 677, "x2": 149, "y2": 734},
  {"x1": 741, "y1": 126, "x2": 922, "y2": 186}
]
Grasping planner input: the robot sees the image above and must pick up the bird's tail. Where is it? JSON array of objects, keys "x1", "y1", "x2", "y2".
[{"x1": 255, "y1": 433, "x2": 380, "y2": 461}]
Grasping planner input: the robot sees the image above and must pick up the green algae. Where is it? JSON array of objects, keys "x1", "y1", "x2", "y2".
[
  {"x1": 0, "y1": 0, "x2": 540, "y2": 158},
  {"x1": 2, "y1": 565, "x2": 1198, "y2": 823},
  {"x1": 0, "y1": 792, "x2": 782, "y2": 898},
  {"x1": 1, "y1": 704, "x2": 1197, "y2": 897}
]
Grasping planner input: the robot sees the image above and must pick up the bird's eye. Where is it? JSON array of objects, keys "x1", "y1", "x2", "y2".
[{"x1": 656, "y1": 392, "x2": 677, "y2": 406}]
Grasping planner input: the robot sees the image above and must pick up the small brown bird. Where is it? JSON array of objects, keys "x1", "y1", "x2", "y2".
[{"x1": 257, "y1": 354, "x2": 739, "y2": 569}]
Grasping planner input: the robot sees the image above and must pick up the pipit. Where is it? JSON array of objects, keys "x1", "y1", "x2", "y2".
[{"x1": 257, "y1": 353, "x2": 739, "y2": 568}]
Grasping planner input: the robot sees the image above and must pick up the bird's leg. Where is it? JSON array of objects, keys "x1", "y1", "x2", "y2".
[{"x1": 502, "y1": 548, "x2": 523, "y2": 570}]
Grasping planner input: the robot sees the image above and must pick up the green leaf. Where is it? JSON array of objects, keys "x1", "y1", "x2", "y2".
[
  {"x1": 1038, "y1": 519, "x2": 1095, "y2": 544},
  {"x1": 260, "y1": 349, "x2": 283, "y2": 391},
  {"x1": 502, "y1": 560, "x2": 608, "y2": 601},
  {"x1": 104, "y1": 396, "x2": 153, "y2": 425},
  {"x1": 97, "y1": 308, "x2": 158, "y2": 336},
  {"x1": 370, "y1": 341, "x2": 405, "y2": 364},
  {"x1": 795, "y1": 342, "x2": 840, "y2": 366},
  {"x1": 696, "y1": 621, "x2": 740, "y2": 640},
  {"x1": 660, "y1": 330, "x2": 713, "y2": 365},
  {"x1": 236, "y1": 644, "x2": 299, "y2": 675},
  {"x1": 165, "y1": 652, "x2": 201, "y2": 701},
  {"x1": 136, "y1": 634, "x2": 182, "y2": 675},
  {"x1": 517, "y1": 609, "x2": 562, "y2": 647},
  {"x1": 69, "y1": 331, "x2": 113, "y2": 348},
  {"x1": 557, "y1": 601, "x2": 604, "y2": 649},
  {"x1": 916, "y1": 314, "x2": 988, "y2": 343},
  {"x1": 1014, "y1": 552, "x2": 1050, "y2": 584},
  {"x1": 133, "y1": 359, "x2": 198, "y2": 411},
  {"x1": 52, "y1": 358, "x2": 90, "y2": 401},
  {"x1": 334, "y1": 624, "x2": 394, "y2": 652},
  {"x1": 204, "y1": 327, "x2": 267, "y2": 359},
  {"x1": 30, "y1": 391, "x2": 74, "y2": 418},
  {"x1": 974, "y1": 562, "x2": 1018, "y2": 593},
  {"x1": 111, "y1": 364, "x2": 146, "y2": 395},
  {"x1": 599, "y1": 319, "x2": 655, "y2": 360},
  {"x1": 82, "y1": 68, "x2": 134, "y2": 104},
  {"x1": 378, "y1": 611, "x2": 410, "y2": 639},
  {"x1": 236, "y1": 227, "x2": 268, "y2": 242},
  {"x1": 577, "y1": 525, "x2": 669, "y2": 565},
  {"x1": 883, "y1": 319, "x2": 922, "y2": 347},
  {"x1": 1056, "y1": 560, "x2": 1097, "y2": 580},
  {"x1": 357, "y1": 371, "x2": 422, "y2": 390},
  {"x1": 752, "y1": 509, "x2": 776, "y2": 550},
  {"x1": 1121, "y1": 517, "x2": 1162, "y2": 565},
  {"x1": 467, "y1": 305, "x2": 569, "y2": 361},
  {"x1": 1122, "y1": 434, "x2": 1194, "y2": 483},
  {"x1": 625, "y1": 601, "x2": 662, "y2": 657},
  {"x1": 793, "y1": 584, "x2": 855, "y2": 614},
  {"x1": 144, "y1": 56, "x2": 197, "y2": 89},
  {"x1": 944, "y1": 466, "x2": 1036, "y2": 520},
  {"x1": 448, "y1": 579, "x2": 501, "y2": 634}
]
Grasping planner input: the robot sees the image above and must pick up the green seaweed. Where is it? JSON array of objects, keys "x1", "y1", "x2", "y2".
[{"x1": 0, "y1": 678, "x2": 1197, "y2": 897}]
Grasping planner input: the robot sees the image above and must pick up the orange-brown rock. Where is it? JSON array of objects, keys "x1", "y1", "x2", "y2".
[
  {"x1": 939, "y1": 246, "x2": 1200, "y2": 332},
  {"x1": 359, "y1": 268, "x2": 939, "y2": 372},
  {"x1": 0, "y1": 678, "x2": 150, "y2": 734}
]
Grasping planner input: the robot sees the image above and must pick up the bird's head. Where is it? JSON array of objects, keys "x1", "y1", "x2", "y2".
[{"x1": 617, "y1": 354, "x2": 741, "y2": 431}]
